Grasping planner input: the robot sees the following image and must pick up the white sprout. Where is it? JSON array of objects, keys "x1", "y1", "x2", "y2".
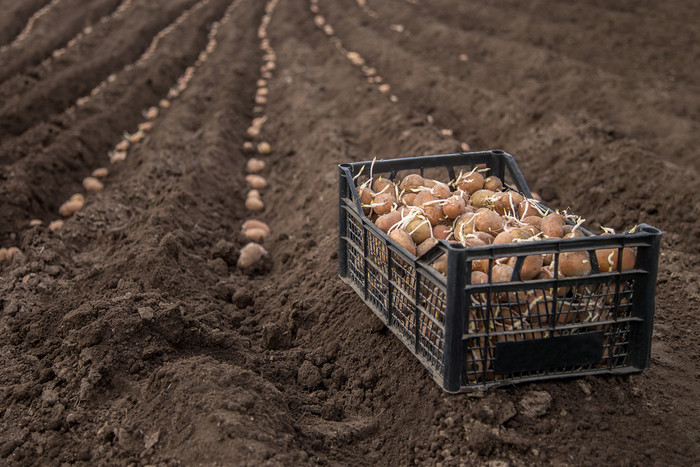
[{"x1": 352, "y1": 165, "x2": 365, "y2": 181}]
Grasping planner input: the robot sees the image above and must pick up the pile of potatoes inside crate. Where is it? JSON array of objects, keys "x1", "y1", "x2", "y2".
[{"x1": 355, "y1": 166, "x2": 636, "y2": 283}]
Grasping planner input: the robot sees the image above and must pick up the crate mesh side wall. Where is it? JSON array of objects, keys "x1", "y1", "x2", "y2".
[
  {"x1": 463, "y1": 275, "x2": 638, "y2": 386},
  {"x1": 417, "y1": 273, "x2": 447, "y2": 373},
  {"x1": 344, "y1": 212, "x2": 365, "y2": 290}
]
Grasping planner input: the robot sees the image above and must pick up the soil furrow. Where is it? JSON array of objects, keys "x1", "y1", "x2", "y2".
[
  {"x1": 0, "y1": 0, "x2": 234, "y2": 243},
  {"x1": 0, "y1": 0, "x2": 134, "y2": 105},
  {"x1": 458, "y1": 0, "x2": 700, "y2": 85},
  {"x1": 0, "y1": 0, "x2": 51, "y2": 47},
  {"x1": 0, "y1": 0, "x2": 202, "y2": 144},
  {"x1": 0, "y1": 0, "x2": 123, "y2": 83}
]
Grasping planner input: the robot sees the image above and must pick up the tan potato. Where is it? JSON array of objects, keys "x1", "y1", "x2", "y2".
[
  {"x1": 358, "y1": 185, "x2": 373, "y2": 206},
  {"x1": 492, "y1": 263, "x2": 514, "y2": 282},
  {"x1": 406, "y1": 217, "x2": 432, "y2": 244},
  {"x1": 238, "y1": 243, "x2": 267, "y2": 268},
  {"x1": 401, "y1": 192, "x2": 418, "y2": 206},
  {"x1": 146, "y1": 106, "x2": 159, "y2": 120},
  {"x1": 413, "y1": 190, "x2": 436, "y2": 206},
  {"x1": 510, "y1": 228, "x2": 534, "y2": 239},
  {"x1": 414, "y1": 191, "x2": 443, "y2": 226},
  {"x1": 245, "y1": 197, "x2": 264, "y2": 212},
  {"x1": 129, "y1": 130, "x2": 145, "y2": 144},
  {"x1": 246, "y1": 175, "x2": 267, "y2": 189},
  {"x1": 559, "y1": 251, "x2": 591, "y2": 277},
  {"x1": 473, "y1": 231, "x2": 494, "y2": 244},
  {"x1": 243, "y1": 228, "x2": 268, "y2": 242},
  {"x1": 456, "y1": 171, "x2": 484, "y2": 194},
  {"x1": 475, "y1": 210, "x2": 505, "y2": 234},
  {"x1": 247, "y1": 189, "x2": 261, "y2": 199},
  {"x1": 82, "y1": 177, "x2": 104, "y2": 193},
  {"x1": 453, "y1": 213, "x2": 477, "y2": 240},
  {"x1": 471, "y1": 270, "x2": 489, "y2": 284},
  {"x1": 493, "y1": 231, "x2": 514, "y2": 244},
  {"x1": 29, "y1": 219, "x2": 43, "y2": 227},
  {"x1": 399, "y1": 174, "x2": 425, "y2": 192},
  {"x1": 518, "y1": 199, "x2": 541, "y2": 219},
  {"x1": 508, "y1": 255, "x2": 544, "y2": 281},
  {"x1": 462, "y1": 235, "x2": 486, "y2": 247},
  {"x1": 416, "y1": 237, "x2": 438, "y2": 257},
  {"x1": 0, "y1": 247, "x2": 6, "y2": 261},
  {"x1": 433, "y1": 224, "x2": 452, "y2": 240},
  {"x1": 442, "y1": 195, "x2": 465, "y2": 219},
  {"x1": 431, "y1": 181, "x2": 451, "y2": 199},
  {"x1": 434, "y1": 255, "x2": 448, "y2": 275},
  {"x1": 389, "y1": 229, "x2": 416, "y2": 256},
  {"x1": 541, "y1": 213, "x2": 565, "y2": 238},
  {"x1": 91, "y1": 167, "x2": 109, "y2": 178},
  {"x1": 469, "y1": 189, "x2": 495, "y2": 209},
  {"x1": 49, "y1": 220, "x2": 64, "y2": 231},
  {"x1": 421, "y1": 178, "x2": 436, "y2": 188},
  {"x1": 59, "y1": 197, "x2": 84, "y2": 217},
  {"x1": 139, "y1": 121, "x2": 153, "y2": 132},
  {"x1": 246, "y1": 158, "x2": 266, "y2": 173},
  {"x1": 372, "y1": 177, "x2": 395, "y2": 194},
  {"x1": 522, "y1": 215, "x2": 543, "y2": 230},
  {"x1": 375, "y1": 210, "x2": 403, "y2": 233},
  {"x1": 257, "y1": 142, "x2": 271, "y2": 155},
  {"x1": 483, "y1": 176, "x2": 503, "y2": 192},
  {"x1": 456, "y1": 188, "x2": 470, "y2": 205},
  {"x1": 472, "y1": 258, "x2": 489, "y2": 274},
  {"x1": 492, "y1": 191, "x2": 524, "y2": 217},
  {"x1": 373, "y1": 192, "x2": 396, "y2": 216},
  {"x1": 242, "y1": 219, "x2": 270, "y2": 235},
  {"x1": 115, "y1": 139, "x2": 130, "y2": 152},
  {"x1": 596, "y1": 247, "x2": 636, "y2": 272}
]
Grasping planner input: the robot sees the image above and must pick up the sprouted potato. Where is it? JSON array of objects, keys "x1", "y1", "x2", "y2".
[{"x1": 354, "y1": 167, "x2": 639, "y2": 289}]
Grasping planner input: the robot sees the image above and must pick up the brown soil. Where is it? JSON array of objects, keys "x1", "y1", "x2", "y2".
[{"x1": 0, "y1": 0, "x2": 698, "y2": 465}]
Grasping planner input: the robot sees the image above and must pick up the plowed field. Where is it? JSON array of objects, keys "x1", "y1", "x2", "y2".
[{"x1": 1, "y1": 0, "x2": 698, "y2": 465}]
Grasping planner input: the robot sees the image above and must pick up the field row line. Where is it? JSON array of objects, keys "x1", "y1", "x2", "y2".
[
  {"x1": 45, "y1": 0, "x2": 244, "y2": 229},
  {"x1": 311, "y1": 0, "x2": 471, "y2": 152},
  {"x1": 42, "y1": 0, "x2": 134, "y2": 65},
  {"x1": 238, "y1": 0, "x2": 282, "y2": 267},
  {"x1": 71, "y1": 0, "x2": 210, "y2": 110},
  {"x1": 0, "y1": 0, "x2": 62, "y2": 54}
]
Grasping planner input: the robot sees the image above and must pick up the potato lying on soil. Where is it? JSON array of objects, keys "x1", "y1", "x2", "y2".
[
  {"x1": 238, "y1": 243, "x2": 267, "y2": 268},
  {"x1": 242, "y1": 219, "x2": 270, "y2": 235},
  {"x1": 83, "y1": 177, "x2": 104, "y2": 193},
  {"x1": 246, "y1": 175, "x2": 267, "y2": 189},
  {"x1": 59, "y1": 194, "x2": 85, "y2": 217},
  {"x1": 246, "y1": 158, "x2": 266, "y2": 173}
]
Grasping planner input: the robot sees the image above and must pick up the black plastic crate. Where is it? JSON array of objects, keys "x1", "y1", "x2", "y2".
[{"x1": 338, "y1": 150, "x2": 662, "y2": 392}]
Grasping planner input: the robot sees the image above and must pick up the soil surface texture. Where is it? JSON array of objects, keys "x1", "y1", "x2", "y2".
[{"x1": 0, "y1": 0, "x2": 698, "y2": 465}]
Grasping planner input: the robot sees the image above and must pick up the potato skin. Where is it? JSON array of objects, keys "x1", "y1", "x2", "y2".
[
  {"x1": 541, "y1": 213, "x2": 565, "y2": 238},
  {"x1": 456, "y1": 171, "x2": 484, "y2": 194},
  {"x1": 390, "y1": 229, "x2": 417, "y2": 256}
]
